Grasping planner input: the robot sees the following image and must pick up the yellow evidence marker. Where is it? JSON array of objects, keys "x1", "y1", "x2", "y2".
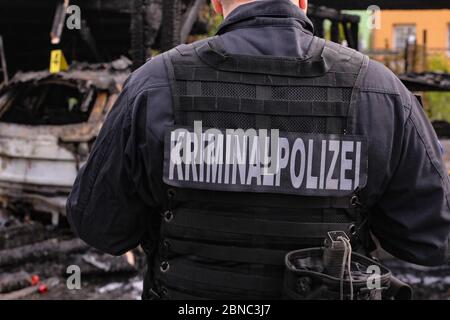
[{"x1": 50, "y1": 50, "x2": 69, "y2": 73}]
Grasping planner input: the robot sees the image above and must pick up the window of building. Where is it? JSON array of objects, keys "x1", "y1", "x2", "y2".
[
  {"x1": 448, "y1": 24, "x2": 450, "y2": 56},
  {"x1": 393, "y1": 24, "x2": 416, "y2": 50}
]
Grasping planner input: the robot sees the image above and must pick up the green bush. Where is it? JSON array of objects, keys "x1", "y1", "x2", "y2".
[{"x1": 424, "y1": 54, "x2": 450, "y2": 122}]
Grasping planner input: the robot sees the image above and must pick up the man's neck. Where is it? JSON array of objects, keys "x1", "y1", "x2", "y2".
[
  {"x1": 223, "y1": 0, "x2": 258, "y2": 18},
  {"x1": 222, "y1": 0, "x2": 302, "y2": 18}
]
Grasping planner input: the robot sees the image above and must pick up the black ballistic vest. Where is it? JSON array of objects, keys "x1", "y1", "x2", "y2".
[{"x1": 152, "y1": 36, "x2": 369, "y2": 300}]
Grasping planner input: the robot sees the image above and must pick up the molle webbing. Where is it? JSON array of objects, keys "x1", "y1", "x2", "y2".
[
  {"x1": 165, "y1": 37, "x2": 365, "y2": 135},
  {"x1": 156, "y1": 259, "x2": 283, "y2": 299},
  {"x1": 163, "y1": 207, "x2": 353, "y2": 244}
]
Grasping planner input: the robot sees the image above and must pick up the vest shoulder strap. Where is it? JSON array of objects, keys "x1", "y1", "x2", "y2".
[{"x1": 166, "y1": 36, "x2": 366, "y2": 78}]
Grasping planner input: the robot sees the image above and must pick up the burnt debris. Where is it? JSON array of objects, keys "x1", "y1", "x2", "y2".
[
  {"x1": 0, "y1": 216, "x2": 144, "y2": 300},
  {"x1": 400, "y1": 72, "x2": 450, "y2": 92},
  {"x1": 0, "y1": 58, "x2": 131, "y2": 223},
  {"x1": 0, "y1": 0, "x2": 206, "y2": 74}
]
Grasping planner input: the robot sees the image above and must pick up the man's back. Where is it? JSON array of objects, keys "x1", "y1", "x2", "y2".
[{"x1": 67, "y1": 0, "x2": 450, "y2": 300}]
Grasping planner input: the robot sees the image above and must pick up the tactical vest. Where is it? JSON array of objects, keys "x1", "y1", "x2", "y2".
[{"x1": 151, "y1": 36, "x2": 370, "y2": 300}]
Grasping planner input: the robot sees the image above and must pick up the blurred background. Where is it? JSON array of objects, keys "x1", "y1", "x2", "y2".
[{"x1": 0, "y1": 0, "x2": 449, "y2": 300}]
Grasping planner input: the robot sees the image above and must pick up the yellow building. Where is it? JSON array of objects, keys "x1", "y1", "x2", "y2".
[{"x1": 372, "y1": 10, "x2": 450, "y2": 57}]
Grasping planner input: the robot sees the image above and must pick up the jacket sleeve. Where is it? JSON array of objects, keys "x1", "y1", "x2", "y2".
[
  {"x1": 66, "y1": 81, "x2": 152, "y2": 256},
  {"x1": 370, "y1": 93, "x2": 450, "y2": 266}
]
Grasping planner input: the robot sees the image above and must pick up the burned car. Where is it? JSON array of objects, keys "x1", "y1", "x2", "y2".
[{"x1": 0, "y1": 58, "x2": 131, "y2": 225}]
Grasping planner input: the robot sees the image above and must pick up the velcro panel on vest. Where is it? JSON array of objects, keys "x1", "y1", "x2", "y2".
[{"x1": 164, "y1": 126, "x2": 368, "y2": 197}]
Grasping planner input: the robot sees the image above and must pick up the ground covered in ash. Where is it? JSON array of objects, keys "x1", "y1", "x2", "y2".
[
  {"x1": 383, "y1": 260, "x2": 450, "y2": 300},
  {"x1": 1, "y1": 212, "x2": 449, "y2": 300},
  {"x1": 0, "y1": 213, "x2": 144, "y2": 300}
]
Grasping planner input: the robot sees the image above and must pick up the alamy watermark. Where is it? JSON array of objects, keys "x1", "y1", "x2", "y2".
[
  {"x1": 66, "y1": 5, "x2": 81, "y2": 30},
  {"x1": 366, "y1": 265, "x2": 382, "y2": 290},
  {"x1": 170, "y1": 121, "x2": 281, "y2": 176},
  {"x1": 66, "y1": 265, "x2": 81, "y2": 290},
  {"x1": 367, "y1": 5, "x2": 382, "y2": 30}
]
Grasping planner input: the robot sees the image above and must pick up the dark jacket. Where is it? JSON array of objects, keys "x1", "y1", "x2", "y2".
[{"x1": 67, "y1": 0, "x2": 450, "y2": 266}]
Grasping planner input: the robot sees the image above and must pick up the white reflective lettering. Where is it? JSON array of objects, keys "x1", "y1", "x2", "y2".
[
  {"x1": 326, "y1": 140, "x2": 339, "y2": 190},
  {"x1": 340, "y1": 141, "x2": 354, "y2": 191},
  {"x1": 276, "y1": 138, "x2": 290, "y2": 187},
  {"x1": 166, "y1": 127, "x2": 366, "y2": 194},
  {"x1": 290, "y1": 138, "x2": 306, "y2": 189},
  {"x1": 306, "y1": 139, "x2": 319, "y2": 189},
  {"x1": 319, "y1": 140, "x2": 327, "y2": 189}
]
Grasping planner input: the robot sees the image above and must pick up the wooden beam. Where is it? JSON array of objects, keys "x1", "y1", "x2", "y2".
[
  {"x1": 50, "y1": 0, "x2": 69, "y2": 45},
  {"x1": 0, "y1": 35, "x2": 8, "y2": 85},
  {"x1": 0, "y1": 277, "x2": 59, "y2": 300},
  {"x1": 180, "y1": 0, "x2": 205, "y2": 44},
  {"x1": 0, "y1": 238, "x2": 89, "y2": 268}
]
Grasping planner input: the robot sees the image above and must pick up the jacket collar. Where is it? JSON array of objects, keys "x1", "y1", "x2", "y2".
[{"x1": 217, "y1": 0, "x2": 314, "y2": 35}]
